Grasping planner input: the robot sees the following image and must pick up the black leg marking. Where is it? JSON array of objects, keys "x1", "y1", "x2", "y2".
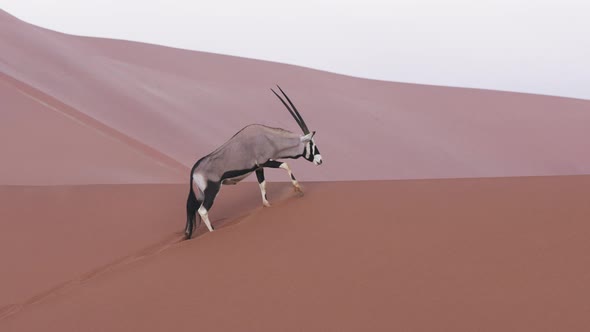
[
  {"x1": 197, "y1": 181, "x2": 221, "y2": 231},
  {"x1": 185, "y1": 182, "x2": 202, "y2": 239},
  {"x1": 256, "y1": 168, "x2": 271, "y2": 207},
  {"x1": 203, "y1": 181, "x2": 220, "y2": 211},
  {"x1": 261, "y1": 160, "x2": 302, "y2": 195},
  {"x1": 256, "y1": 169, "x2": 268, "y2": 200},
  {"x1": 202, "y1": 181, "x2": 221, "y2": 230},
  {"x1": 256, "y1": 168, "x2": 265, "y2": 183},
  {"x1": 185, "y1": 198, "x2": 202, "y2": 239}
]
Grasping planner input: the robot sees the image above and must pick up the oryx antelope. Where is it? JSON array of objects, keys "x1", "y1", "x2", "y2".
[{"x1": 185, "y1": 86, "x2": 322, "y2": 239}]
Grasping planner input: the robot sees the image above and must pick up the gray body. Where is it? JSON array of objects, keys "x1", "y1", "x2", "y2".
[
  {"x1": 185, "y1": 86, "x2": 322, "y2": 239},
  {"x1": 194, "y1": 124, "x2": 303, "y2": 185}
]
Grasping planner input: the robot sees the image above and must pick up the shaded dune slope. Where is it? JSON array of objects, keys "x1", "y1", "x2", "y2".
[
  {"x1": 0, "y1": 72, "x2": 185, "y2": 184},
  {"x1": 2, "y1": 9, "x2": 590, "y2": 185}
]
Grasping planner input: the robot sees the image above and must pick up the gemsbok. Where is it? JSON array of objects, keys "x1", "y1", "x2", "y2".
[{"x1": 185, "y1": 86, "x2": 322, "y2": 239}]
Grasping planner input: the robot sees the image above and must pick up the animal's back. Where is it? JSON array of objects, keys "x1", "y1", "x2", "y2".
[{"x1": 195, "y1": 124, "x2": 299, "y2": 181}]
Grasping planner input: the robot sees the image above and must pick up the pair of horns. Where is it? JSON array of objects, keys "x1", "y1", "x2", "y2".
[{"x1": 271, "y1": 85, "x2": 310, "y2": 134}]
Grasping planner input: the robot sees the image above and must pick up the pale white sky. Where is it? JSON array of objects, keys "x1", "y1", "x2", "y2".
[{"x1": 1, "y1": 0, "x2": 589, "y2": 99}]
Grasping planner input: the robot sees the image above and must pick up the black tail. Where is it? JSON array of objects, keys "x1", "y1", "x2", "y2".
[{"x1": 185, "y1": 161, "x2": 203, "y2": 239}]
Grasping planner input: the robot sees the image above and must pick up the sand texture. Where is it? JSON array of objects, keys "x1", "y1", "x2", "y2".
[{"x1": 1, "y1": 9, "x2": 589, "y2": 331}]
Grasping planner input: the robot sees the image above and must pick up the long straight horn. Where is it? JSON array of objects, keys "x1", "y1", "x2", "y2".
[
  {"x1": 271, "y1": 88, "x2": 307, "y2": 133},
  {"x1": 276, "y1": 85, "x2": 310, "y2": 134}
]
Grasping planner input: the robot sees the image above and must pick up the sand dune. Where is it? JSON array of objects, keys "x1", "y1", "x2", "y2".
[
  {"x1": 2, "y1": 9, "x2": 590, "y2": 332},
  {"x1": 0, "y1": 73, "x2": 185, "y2": 184},
  {"x1": 0, "y1": 181, "x2": 288, "y2": 311},
  {"x1": 2, "y1": 176, "x2": 590, "y2": 331},
  {"x1": 2, "y1": 9, "x2": 590, "y2": 185}
]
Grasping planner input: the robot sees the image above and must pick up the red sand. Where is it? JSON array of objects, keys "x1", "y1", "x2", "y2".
[
  {"x1": 2, "y1": 10, "x2": 590, "y2": 185},
  {"x1": 2, "y1": 177, "x2": 590, "y2": 331},
  {"x1": 2, "y1": 9, "x2": 590, "y2": 332}
]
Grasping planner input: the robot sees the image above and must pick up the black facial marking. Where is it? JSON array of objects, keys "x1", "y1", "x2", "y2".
[{"x1": 305, "y1": 142, "x2": 315, "y2": 162}]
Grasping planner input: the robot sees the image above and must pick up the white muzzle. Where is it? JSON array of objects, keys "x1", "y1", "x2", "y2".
[{"x1": 313, "y1": 154, "x2": 323, "y2": 165}]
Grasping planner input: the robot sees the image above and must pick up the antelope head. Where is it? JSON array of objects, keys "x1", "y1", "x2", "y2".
[{"x1": 271, "y1": 85, "x2": 323, "y2": 165}]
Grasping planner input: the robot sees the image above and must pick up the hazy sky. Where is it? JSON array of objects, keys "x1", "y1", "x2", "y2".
[{"x1": 1, "y1": 0, "x2": 588, "y2": 100}]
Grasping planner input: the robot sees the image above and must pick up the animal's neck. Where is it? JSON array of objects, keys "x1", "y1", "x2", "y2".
[{"x1": 278, "y1": 140, "x2": 305, "y2": 159}]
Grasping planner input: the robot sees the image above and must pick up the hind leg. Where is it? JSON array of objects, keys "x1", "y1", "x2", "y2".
[
  {"x1": 185, "y1": 179, "x2": 204, "y2": 239},
  {"x1": 199, "y1": 181, "x2": 221, "y2": 232},
  {"x1": 185, "y1": 198, "x2": 203, "y2": 239},
  {"x1": 185, "y1": 213, "x2": 192, "y2": 238}
]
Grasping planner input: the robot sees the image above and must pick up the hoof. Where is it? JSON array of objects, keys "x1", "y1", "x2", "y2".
[
  {"x1": 263, "y1": 201, "x2": 272, "y2": 208},
  {"x1": 294, "y1": 186, "x2": 304, "y2": 196}
]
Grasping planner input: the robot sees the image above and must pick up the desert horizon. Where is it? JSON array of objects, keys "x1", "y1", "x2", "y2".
[{"x1": 1, "y1": 8, "x2": 589, "y2": 331}]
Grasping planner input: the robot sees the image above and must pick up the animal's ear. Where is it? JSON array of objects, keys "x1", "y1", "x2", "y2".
[{"x1": 300, "y1": 132, "x2": 313, "y2": 142}]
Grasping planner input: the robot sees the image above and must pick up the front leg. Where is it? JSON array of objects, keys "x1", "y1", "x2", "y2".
[
  {"x1": 255, "y1": 168, "x2": 271, "y2": 207},
  {"x1": 262, "y1": 160, "x2": 303, "y2": 195}
]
